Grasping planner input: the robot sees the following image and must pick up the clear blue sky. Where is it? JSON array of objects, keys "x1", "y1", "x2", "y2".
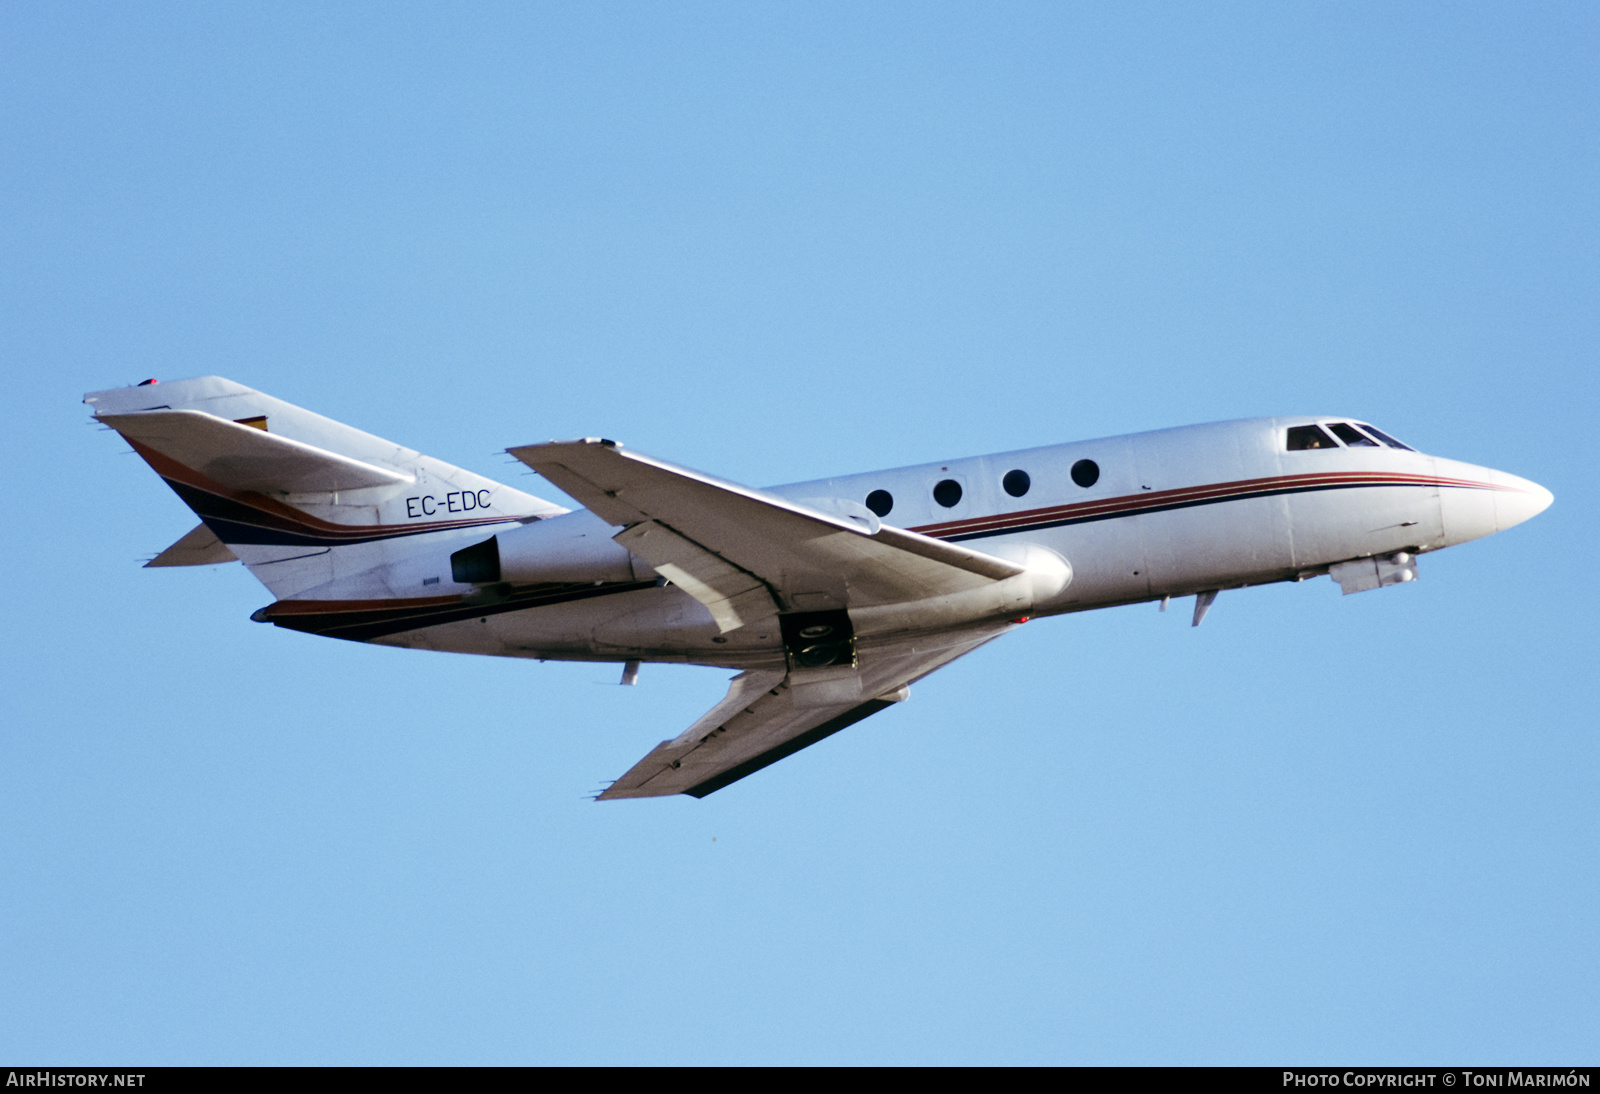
[{"x1": 3, "y1": 2, "x2": 1595, "y2": 1064}]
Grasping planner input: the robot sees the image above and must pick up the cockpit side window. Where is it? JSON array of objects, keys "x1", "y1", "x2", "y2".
[
  {"x1": 1355, "y1": 423, "x2": 1415, "y2": 451},
  {"x1": 1329, "y1": 422, "x2": 1379, "y2": 447},
  {"x1": 1286, "y1": 424, "x2": 1340, "y2": 450}
]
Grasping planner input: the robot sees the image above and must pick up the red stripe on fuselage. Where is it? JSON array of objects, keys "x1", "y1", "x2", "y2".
[{"x1": 908, "y1": 471, "x2": 1512, "y2": 539}]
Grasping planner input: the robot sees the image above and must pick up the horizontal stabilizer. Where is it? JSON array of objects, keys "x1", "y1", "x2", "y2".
[
  {"x1": 146, "y1": 523, "x2": 238, "y2": 567},
  {"x1": 98, "y1": 410, "x2": 414, "y2": 496}
]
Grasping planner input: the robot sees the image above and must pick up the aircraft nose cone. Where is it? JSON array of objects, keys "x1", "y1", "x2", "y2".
[
  {"x1": 1436, "y1": 462, "x2": 1552, "y2": 547},
  {"x1": 1493, "y1": 472, "x2": 1553, "y2": 532}
]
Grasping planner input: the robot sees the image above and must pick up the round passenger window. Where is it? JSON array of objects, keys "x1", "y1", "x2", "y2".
[
  {"x1": 1071, "y1": 459, "x2": 1099, "y2": 488},
  {"x1": 865, "y1": 489, "x2": 893, "y2": 517},
  {"x1": 1002, "y1": 469, "x2": 1031, "y2": 497},
  {"x1": 933, "y1": 479, "x2": 963, "y2": 508}
]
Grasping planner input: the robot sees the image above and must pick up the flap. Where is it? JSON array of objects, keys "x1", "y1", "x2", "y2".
[{"x1": 99, "y1": 410, "x2": 414, "y2": 496}]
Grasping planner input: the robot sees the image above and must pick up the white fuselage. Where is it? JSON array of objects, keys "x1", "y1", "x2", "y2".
[{"x1": 346, "y1": 416, "x2": 1548, "y2": 669}]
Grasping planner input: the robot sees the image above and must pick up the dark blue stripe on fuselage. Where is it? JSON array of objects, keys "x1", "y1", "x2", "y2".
[
  {"x1": 271, "y1": 580, "x2": 659, "y2": 642},
  {"x1": 257, "y1": 478, "x2": 1460, "y2": 641},
  {"x1": 940, "y1": 479, "x2": 1439, "y2": 542}
]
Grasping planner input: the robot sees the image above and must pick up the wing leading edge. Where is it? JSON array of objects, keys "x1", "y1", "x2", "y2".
[{"x1": 508, "y1": 439, "x2": 1024, "y2": 632}]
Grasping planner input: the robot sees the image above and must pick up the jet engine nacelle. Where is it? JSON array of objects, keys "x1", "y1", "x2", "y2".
[
  {"x1": 451, "y1": 510, "x2": 656, "y2": 586},
  {"x1": 851, "y1": 543, "x2": 1072, "y2": 639},
  {"x1": 984, "y1": 542, "x2": 1074, "y2": 610}
]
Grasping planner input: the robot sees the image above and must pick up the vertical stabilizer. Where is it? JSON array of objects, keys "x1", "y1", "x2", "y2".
[{"x1": 87, "y1": 377, "x2": 566, "y2": 600}]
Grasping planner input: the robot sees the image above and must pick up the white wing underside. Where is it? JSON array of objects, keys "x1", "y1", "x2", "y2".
[
  {"x1": 598, "y1": 626, "x2": 1008, "y2": 799},
  {"x1": 507, "y1": 439, "x2": 1028, "y2": 799}
]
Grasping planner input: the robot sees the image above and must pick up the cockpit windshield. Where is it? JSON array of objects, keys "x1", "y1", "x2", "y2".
[
  {"x1": 1354, "y1": 423, "x2": 1415, "y2": 451},
  {"x1": 1329, "y1": 422, "x2": 1378, "y2": 447},
  {"x1": 1286, "y1": 422, "x2": 1416, "y2": 452},
  {"x1": 1286, "y1": 425, "x2": 1339, "y2": 450}
]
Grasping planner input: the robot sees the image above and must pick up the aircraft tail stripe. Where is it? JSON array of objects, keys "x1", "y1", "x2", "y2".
[
  {"x1": 168, "y1": 478, "x2": 513, "y2": 547},
  {"x1": 122, "y1": 430, "x2": 518, "y2": 545},
  {"x1": 128, "y1": 436, "x2": 379, "y2": 532}
]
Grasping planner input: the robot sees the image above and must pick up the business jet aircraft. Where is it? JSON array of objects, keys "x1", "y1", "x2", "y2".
[{"x1": 87, "y1": 377, "x2": 1551, "y2": 800}]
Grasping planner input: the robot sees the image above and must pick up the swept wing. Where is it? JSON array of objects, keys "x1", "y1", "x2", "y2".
[
  {"x1": 599, "y1": 626, "x2": 1007, "y2": 799},
  {"x1": 508, "y1": 440, "x2": 1033, "y2": 798},
  {"x1": 509, "y1": 439, "x2": 1023, "y2": 631}
]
